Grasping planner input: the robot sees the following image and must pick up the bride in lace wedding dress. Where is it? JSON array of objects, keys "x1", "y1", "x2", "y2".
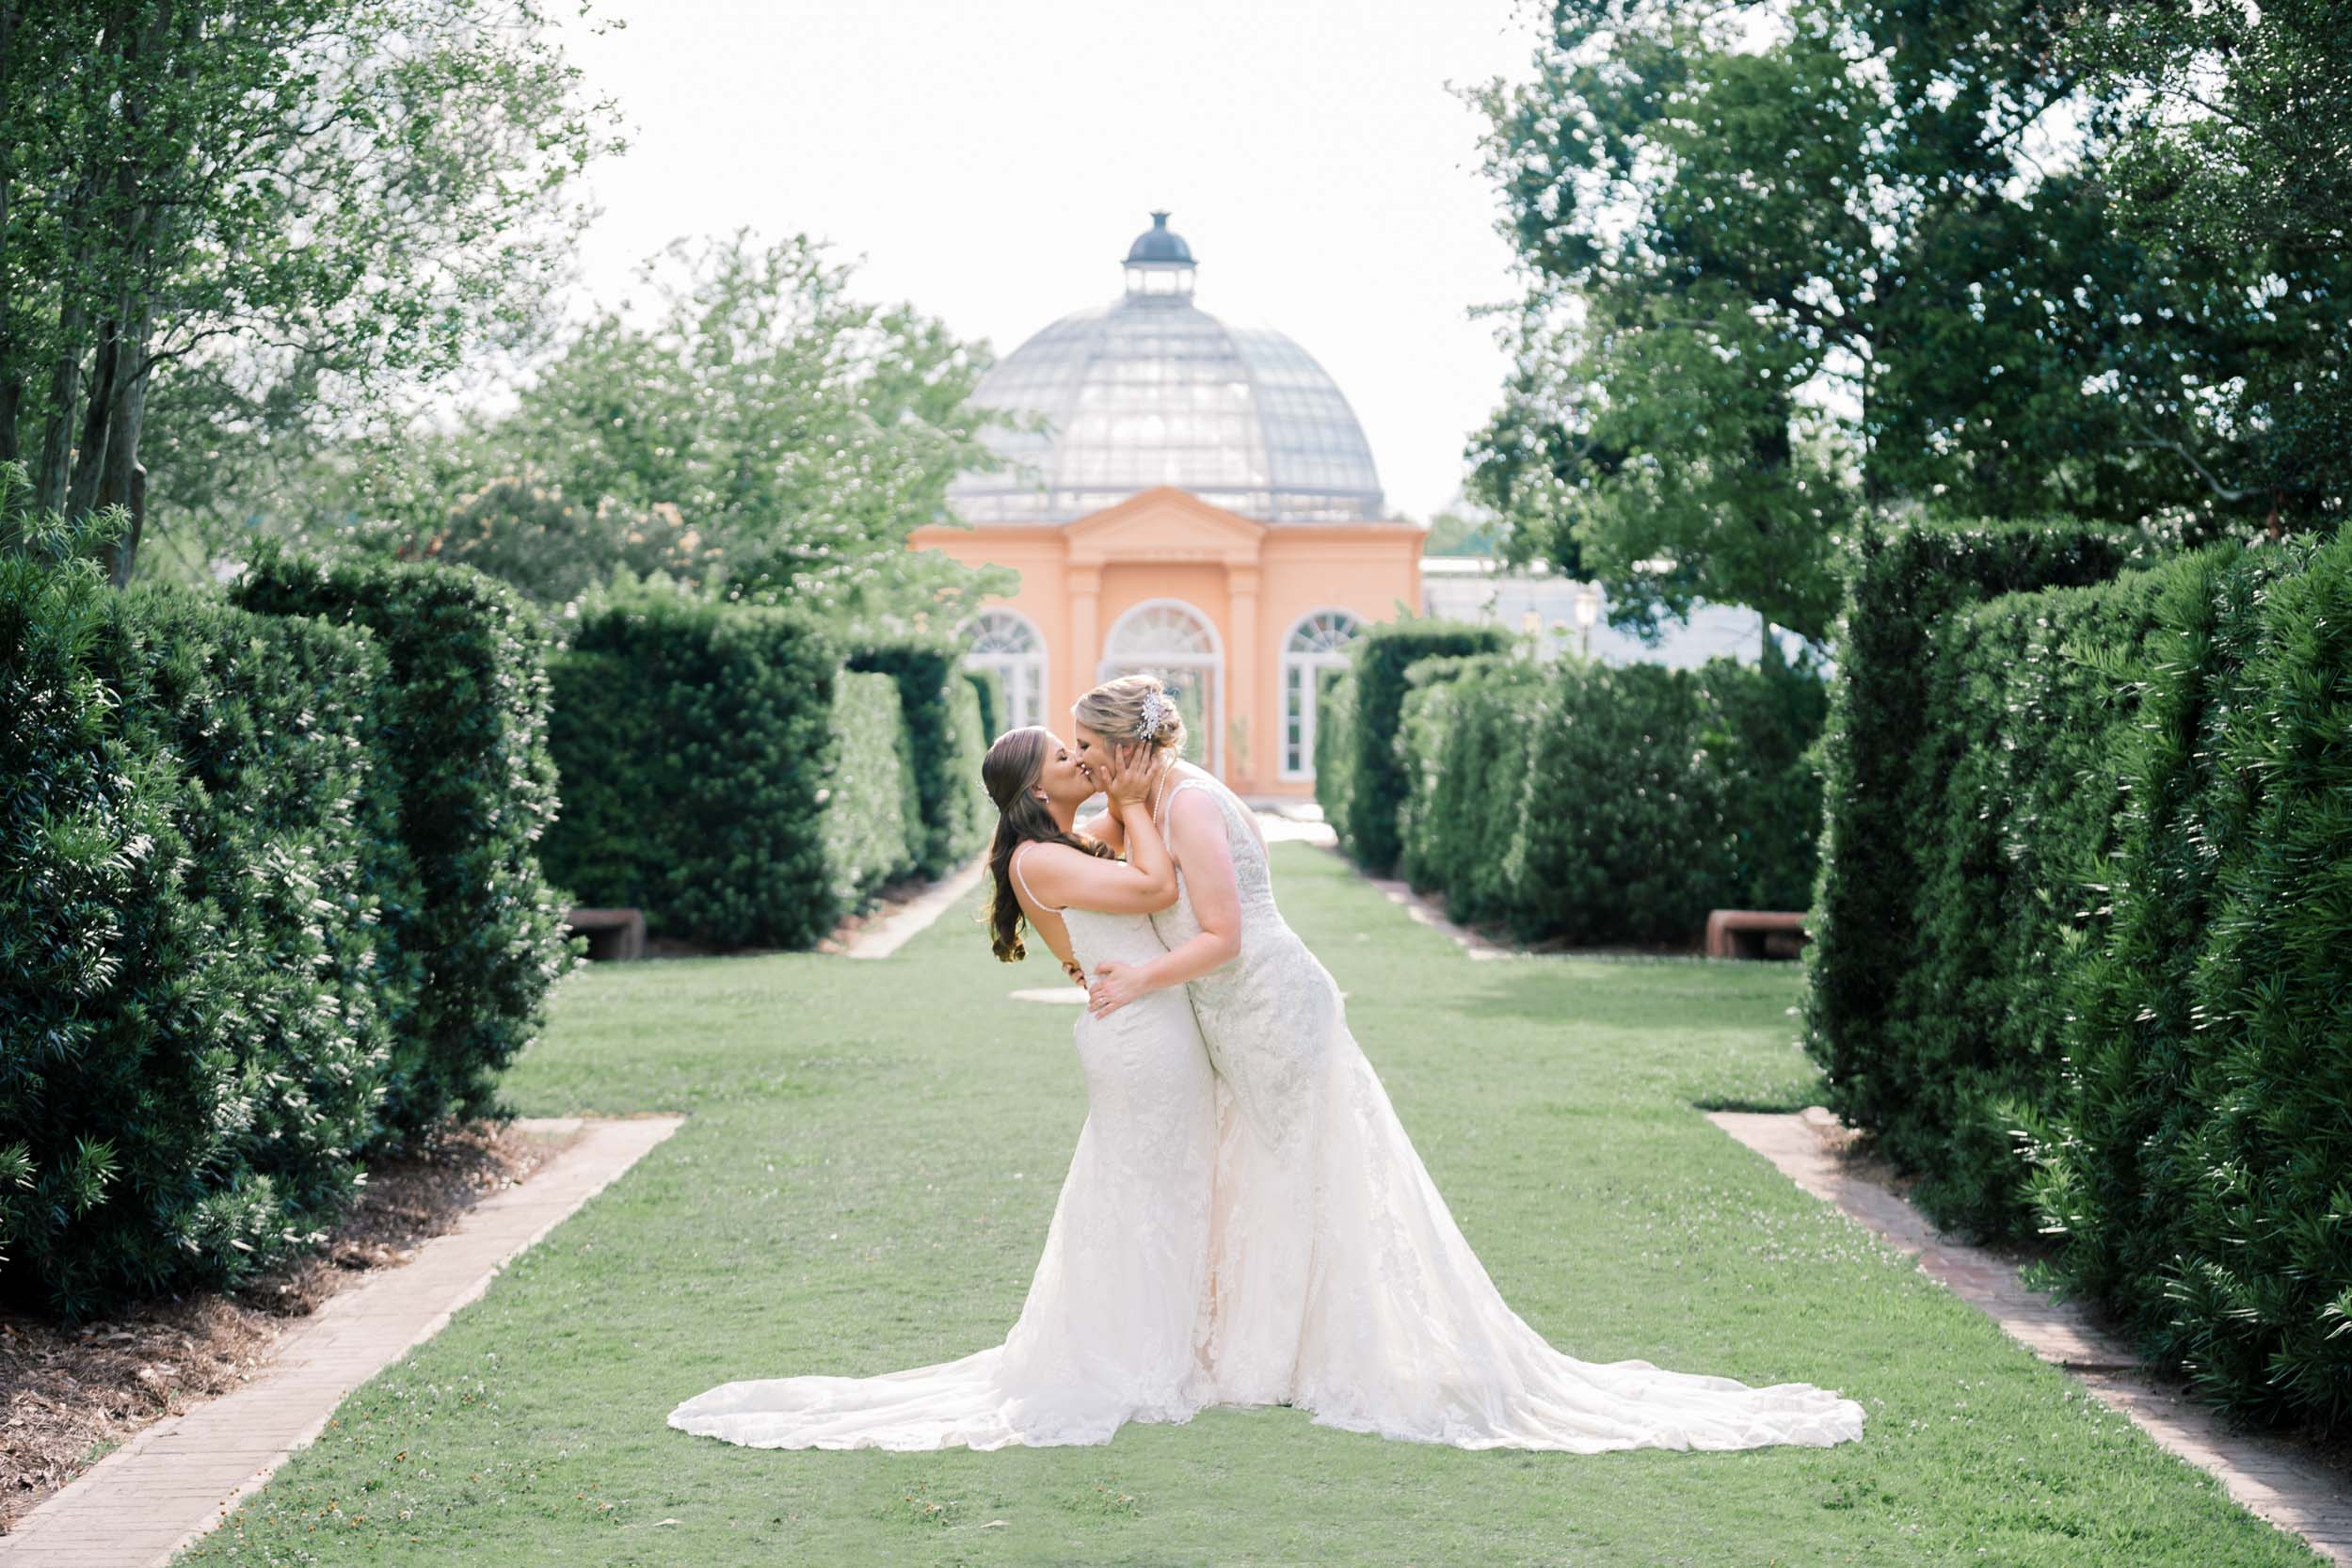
[
  {"x1": 1077, "y1": 675, "x2": 1866, "y2": 1453},
  {"x1": 668, "y1": 732, "x2": 1218, "y2": 1450}
]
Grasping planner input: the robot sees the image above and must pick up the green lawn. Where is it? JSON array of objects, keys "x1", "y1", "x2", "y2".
[{"x1": 181, "y1": 846, "x2": 2322, "y2": 1567}]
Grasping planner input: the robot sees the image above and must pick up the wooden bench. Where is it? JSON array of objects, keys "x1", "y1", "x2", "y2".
[
  {"x1": 1704, "y1": 909, "x2": 1810, "y2": 961},
  {"x1": 564, "y1": 906, "x2": 647, "y2": 963}
]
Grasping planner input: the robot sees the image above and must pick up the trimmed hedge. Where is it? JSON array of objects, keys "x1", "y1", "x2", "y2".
[
  {"x1": 1389, "y1": 650, "x2": 1827, "y2": 945},
  {"x1": 1396, "y1": 654, "x2": 1544, "y2": 924},
  {"x1": 1802, "y1": 520, "x2": 2140, "y2": 1156},
  {"x1": 545, "y1": 588, "x2": 938, "y2": 949},
  {"x1": 1504, "y1": 662, "x2": 1733, "y2": 944},
  {"x1": 848, "y1": 638, "x2": 990, "y2": 876},
  {"x1": 1322, "y1": 620, "x2": 1509, "y2": 873},
  {"x1": 1705, "y1": 641, "x2": 1832, "y2": 913},
  {"x1": 2026, "y1": 527, "x2": 2352, "y2": 1427},
  {"x1": 1800, "y1": 518, "x2": 2146, "y2": 1231},
  {"x1": 964, "y1": 665, "x2": 1004, "y2": 744},
  {"x1": 234, "y1": 546, "x2": 572, "y2": 1138},
  {"x1": 825, "y1": 670, "x2": 920, "y2": 910},
  {"x1": 1, "y1": 546, "x2": 403, "y2": 1315},
  {"x1": 1313, "y1": 665, "x2": 1359, "y2": 851},
  {"x1": 1804, "y1": 515, "x2": 2352, "y2": 1429}
]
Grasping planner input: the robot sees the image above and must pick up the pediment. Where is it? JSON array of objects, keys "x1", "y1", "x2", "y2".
[{"x1": 1064, "y1": 487, "x2": 1266, "y2": 565}]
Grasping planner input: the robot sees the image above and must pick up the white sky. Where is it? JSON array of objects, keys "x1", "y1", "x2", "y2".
[{"x1": 552, "y1": 0, "x2": 1544, "y2": 523}]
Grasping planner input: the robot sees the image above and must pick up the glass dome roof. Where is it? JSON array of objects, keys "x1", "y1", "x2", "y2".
[{"x1": 946, "y1": 214, "x2": 1387, "y2": 525}]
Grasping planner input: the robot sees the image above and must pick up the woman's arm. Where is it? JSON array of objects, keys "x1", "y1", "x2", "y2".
[
  {"x1": 1020, "y1": 747, "x2": 1178, "y2": 916},
  {"x1": 1088, "y1": 787, "x2": 1241, "y2": 1018},
  {"x1": 1084, "y1": 800, "x2": 1128, "y2": 857}
]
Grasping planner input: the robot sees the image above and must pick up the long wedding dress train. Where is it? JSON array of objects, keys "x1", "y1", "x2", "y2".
[
  {"x1": 1151, "y1": 770, "x2": 1866, "y2": 1452},
  {"x1": 667, "y1": 901, "x2": 1218, "y2": 1450}
]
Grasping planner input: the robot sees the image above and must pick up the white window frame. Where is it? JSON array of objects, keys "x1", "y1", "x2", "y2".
[
  {"x1": 1279, "y1": 607, "x2": 1365, "y2": 780},
  {"x1": 1098, "y1": 597, "x2": 1225, "y2": 777},
  {"x1": 961, "y1": 608, "x2": 1048, "y2": 734}
]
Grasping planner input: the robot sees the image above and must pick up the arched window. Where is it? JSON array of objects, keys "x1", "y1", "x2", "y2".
[
  {"x1": 963, "y1": 610, "x2": 1047, "y2": 733},
  {"x1": 1099, "y1": 599, "x2": 1224, "y2": 776},
  {"x1": 1281, "y1": 609, "x2": 1364, "y2": 779}
]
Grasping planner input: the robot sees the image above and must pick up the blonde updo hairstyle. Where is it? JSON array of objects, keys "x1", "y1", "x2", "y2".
[{"x1": 1072, "y1": 673, "x2": 1188, "y2": 759}]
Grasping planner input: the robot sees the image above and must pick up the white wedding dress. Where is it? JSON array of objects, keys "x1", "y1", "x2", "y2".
[
  {"x1": 1151, "y1": 768, "x2": 1867, "y2": 1451},
  {"x1": 668, "y1": 886, "x2": 1218, "y2": 1449}
]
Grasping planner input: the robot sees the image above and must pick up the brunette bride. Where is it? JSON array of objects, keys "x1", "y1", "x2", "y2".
[{"x1": 668, "y1": 730, "x2": 1218, "y2": 1450}]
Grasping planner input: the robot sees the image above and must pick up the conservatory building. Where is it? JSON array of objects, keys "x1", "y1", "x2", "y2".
[{"x1": 908, "y1": 213, "x2": 1424, "y2": 798}]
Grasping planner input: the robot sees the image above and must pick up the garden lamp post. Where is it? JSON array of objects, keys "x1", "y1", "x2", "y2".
[{"x1": 1574, "y1": 583, "x2": 1601, "y2": 659}]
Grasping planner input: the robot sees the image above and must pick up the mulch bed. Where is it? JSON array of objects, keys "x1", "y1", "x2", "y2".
[{"x1": 0, "y1": 1117, "x2": 580, "y2": 1534}]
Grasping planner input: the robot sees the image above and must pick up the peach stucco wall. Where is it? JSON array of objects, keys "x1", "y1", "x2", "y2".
[{"x1": 907, "y1": 486, "x2": 1425, "y2": 798}]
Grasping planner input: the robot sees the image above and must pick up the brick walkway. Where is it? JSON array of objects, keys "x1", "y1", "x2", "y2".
[
  {"x1": 1712, "y1": 1110, "x2": 2352, "y2": 1565},
  {"x1": 3, "y1": 1114, "x2": 684, "y2": 1568}
]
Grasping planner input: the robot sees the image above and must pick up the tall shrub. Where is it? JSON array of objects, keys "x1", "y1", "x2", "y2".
[
  {"x1": 233, "y1": 545, "x2": 571, "y2": 1137},
  {"x1": 1802, "y1": 519, "x2": 2140, "y2": 1182},
  {"x1": 2028, "y1": 528, "x2": 2352, "y2": 1427},
  {"x1": 1313, "y1": 666, "x2": 1359, "y2": 846},
  {"x1": 547, "y1": 588, "x2": 935, "y2": 948},
  {"x1": 1697, "y1": 648, "x2": 1832, "y2": 914},
  {"x1": 546, "y1": 586, "x2": 842, "y2": 948},
  {"x1": 2, "y1": 535, "x2": 400, "y2": 1315},
  {"x1": 1503, "y1": 662, "x2": 1731, "y2": 945},
  {"x1": 1395, "y1": 653, "x2": 1545, "y2": 923},
  {"x1": 824, "y1": 671, "x2": 920, "y2": 910},
  {"x1": 965, "y1": 666, "x2": 1004, "y2": 744},
  {"x1": 848, "y1": 637, "x2": 990, "y2": 876},
  {"x1": 1868, "y1": 570, "x2": 2171, "y2": 1233},
  {"x1": 1334, "y1": 620, "x2": 1510, "y2": 873}
]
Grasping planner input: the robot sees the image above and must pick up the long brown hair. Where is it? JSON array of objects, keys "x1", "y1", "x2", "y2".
[{"x1": 981, "y1": 728, "x2": 1114, "y2": 964}]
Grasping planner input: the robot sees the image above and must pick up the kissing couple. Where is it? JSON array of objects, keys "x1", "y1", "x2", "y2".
[{"x1": 670, "y1": 673, "x2": 1864, "y2": 1454}]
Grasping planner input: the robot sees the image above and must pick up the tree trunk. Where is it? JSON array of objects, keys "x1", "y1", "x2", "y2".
[
  {"x1": 32, "y1": 289, "x2": 87, "y2": 516},
  {"x1": 65, "y1": 312, "x2": 118, "y2": 520},
  {"x1": 98, "y1": 299, "x2": 152, "y2": 584}
]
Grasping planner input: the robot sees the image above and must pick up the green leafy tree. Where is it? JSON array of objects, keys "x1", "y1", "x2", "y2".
[
  {"x1": 2062, "y1": 0, "x2": 2351, "y2": 533},
  {"x1": 1466, "y1": 0, "x2": 2331, "y2": 646},
  {"x1": 0, "y1": 0, "x2": 620, "y2": 582},
  {"x1": 420, "y1": 479, "x2": 714, "y2": 610},
  {"x1": 459, "y1": 231, "x2": 1014, "y2": 622}
]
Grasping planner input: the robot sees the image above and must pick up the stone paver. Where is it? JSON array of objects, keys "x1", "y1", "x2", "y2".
[
  {"x1": 845, "y1": 857, "x2": 986, "y2": 959},
  {"x1": 2, "y1": 1114, "x2": 684, "y2": 1568},
  {"x1": 1010, "y1": 985, "x2": 1088, "y2": 1004},
  {"x1": 1712, "y1": 1109, "x2": 2351, "y2": 1566}
]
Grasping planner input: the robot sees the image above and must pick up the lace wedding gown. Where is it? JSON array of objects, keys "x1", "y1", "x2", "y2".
[
  {"x1": 1151, "y1": 769, "x2": 1866, "y2": 1452},
  {"x1": 668, "y1": 893, "x2": 1218, "y2": 1450}
]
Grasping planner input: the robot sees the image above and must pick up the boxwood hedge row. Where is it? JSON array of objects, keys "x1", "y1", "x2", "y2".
[
  {"x1": 234, "y1": 544, "x2": 572, "y2": 1138},
  {"x1": 544, "y1": 588, "x2": 963, "y2": 950},
  {"x1": 1804, "y1": 516, "x2": 2352, "y2": 1431},
  {"x1": 1388, "y1": 650, "x2": 1828, "y2": 946},
  {"x1": 848, "y1": 637, "x2": 990, "y2": 877},
  {"x1": 1319, "y1": 619, "x2": 1509, "y2": 873},
  {"x1": 2, "y1": 526, "x2": 563, "y2": 1316}
]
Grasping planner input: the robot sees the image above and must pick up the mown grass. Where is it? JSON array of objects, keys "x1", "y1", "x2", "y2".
[{"x1": 179, "y1": 846, "x2": 2323, "y2": 1567}]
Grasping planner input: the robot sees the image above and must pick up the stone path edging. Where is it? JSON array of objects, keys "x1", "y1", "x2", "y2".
[
  {"x1": 2, "y1": 1114, "x2": 684, "y2": 1568},
  {"x1": 1710, "y1": 1109, "x2": 2352, "y2": 1565},
  {"x1": 1359, "y1": 872, "x2": 1512, "y2": 961},
  {"x1": 845, "y1": 857, "x2": 986, "y2": 960}
]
